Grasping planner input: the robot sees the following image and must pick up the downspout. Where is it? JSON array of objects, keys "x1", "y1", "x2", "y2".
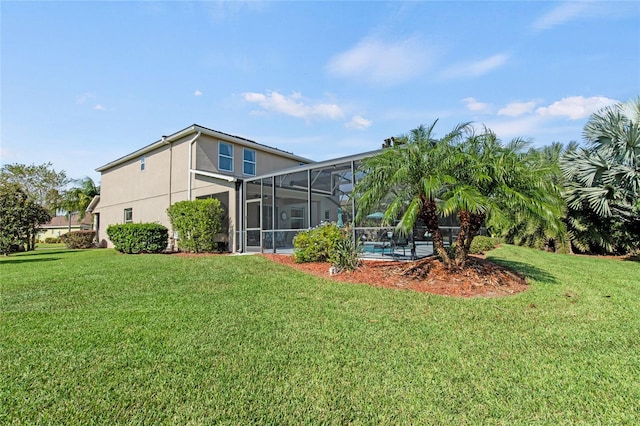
[
  {"x1": 162, "y1": 136, "x2": 171, "y2": 206},
  {"x1": 162, "y1": 135, "x2": 174, "y2": 250},
  {"x1": 186, "y1": 130, "x2": 202, "y2": 200}
]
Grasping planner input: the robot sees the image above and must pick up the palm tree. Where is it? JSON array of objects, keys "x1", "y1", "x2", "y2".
[
  {"x1": 561, "y1": 97, "x2": 640, "y2": 254},
  {"x1": 496, "y1": 142, "x2": 574, "y2": 252},
  {"x1": 61, "y1": 177, "x2": 100, "y2": 231},
  {"x1": 355, "y1": 122, "x2": 565, "y2": 269},
  {"x1": 354, "y1": 120, "x2": 471, "y2": 268},
  {"x1": 440, "y1": 130, "x2": 565, "y2": 267}
]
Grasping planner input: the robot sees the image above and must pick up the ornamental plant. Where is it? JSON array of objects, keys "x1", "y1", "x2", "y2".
[
  {"x1": 167, "y1": 199, "x2": 222, "y2": 253},
  {"x1": 60, "y1": 230, "x2": 96, "y2": 249},
  {"x1": 106, "y1": 223, "x2": 168, "y2": 254},
  {"x1": 293, "y1": 223, "x2": 360, "y2": 271}
]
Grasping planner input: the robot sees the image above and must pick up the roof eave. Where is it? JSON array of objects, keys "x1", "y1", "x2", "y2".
[{"x1": 95, "y1": 124, "x2": 313, "y2": 173}]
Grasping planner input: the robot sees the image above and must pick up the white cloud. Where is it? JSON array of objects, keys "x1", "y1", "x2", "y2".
[
  {"x1": 484, "y1": 115, "x2": 545, "y2": 139},
  {"x1": 442, "y1": 53, "x2": 509, "y2": 79},
  {"x1": 531, "y1": 2, "x2": 591, "y2": 32},
  {"x1": 242, "y1": 91, "x2": 344, "y2": 121},
  {"x1": 462, "y1": 97, "x2": 492, "y2": 114},
  {"x1": 535, "y1": 96, "x2": 618, "y2": 120},
  {"x1": 498, "y1": 101, "x2": 537, "y2": 117},
  {"x1": 327, "y1": 37, "x2": 435, "y2": 85},
  {"x1": 345, "y1": 115, "x2": 372, "y2": 130},
  {"x1": 76, "y1": 92, "x2": 95, "y2": 104},
  {"x1": 194, "y1": 90, "x2": 203, "y2": 96},
  {"x1": 482, "y1": 96, "x2": 621, "y2": 143},
  {"x1": 93, "y1": 104, "x2": 106, "y2": 111}
]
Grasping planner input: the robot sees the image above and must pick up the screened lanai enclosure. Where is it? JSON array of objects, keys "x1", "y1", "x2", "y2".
[{"x1": 239, "y1": 151, "x2": 462, "y2": 260}]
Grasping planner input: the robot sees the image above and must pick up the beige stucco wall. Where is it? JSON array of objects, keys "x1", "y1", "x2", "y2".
[
  {"x1": 95, "y1": 130, "x2": 309, "y2": 251},
  {"x1": 194, "y1": 134, "x2": 304, "y2": 177}
]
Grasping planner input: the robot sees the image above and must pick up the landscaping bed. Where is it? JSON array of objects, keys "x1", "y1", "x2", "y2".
[{"x1": 262, "y1": 253, "x2": 528, "y2": 297}]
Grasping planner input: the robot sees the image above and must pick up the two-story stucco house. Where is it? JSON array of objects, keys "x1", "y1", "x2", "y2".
[{"x1": 93, "y1": 124, "x2": 312, "y2": 251}]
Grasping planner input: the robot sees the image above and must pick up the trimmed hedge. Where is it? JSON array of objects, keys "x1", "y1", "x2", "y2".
[
  {"x1": 106, "y1": 223, "x2": 168, "y2": 254},
  {"x1": 167, "y1": 199, "x2": 222, "y2": 253},
  {"x1": 60, "y1": 230, "x2": 95, "y2": 249},
  {"x1": 44, "y1": 237, "x2": 61, "y2": 244}
]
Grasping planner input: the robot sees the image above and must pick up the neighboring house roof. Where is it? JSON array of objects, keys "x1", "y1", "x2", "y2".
[
  {"x1": 86, "y1": 195, "x2": 100, "y2": 213},
  {"x1": 95, "y1": 124, "x2": 313, "y2": 172},
  {"x1": 43, "y1": 214, "x2": 92, "y2": 229}
]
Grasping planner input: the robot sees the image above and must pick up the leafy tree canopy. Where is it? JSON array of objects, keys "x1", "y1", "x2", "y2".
[
  {"x1": 0, "y1": 183, "x2": 51, "y2": 254},
  {"x1": 0, "y1": 162, "x2": 70, "y2": 213}
]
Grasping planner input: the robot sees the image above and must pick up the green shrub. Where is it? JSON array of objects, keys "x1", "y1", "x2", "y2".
[
  {"x1": 106, "y1": 223, "x2": 168, "y2": 254},
  {"x1": 293, "y1": 223, "x2": 360, "y2": 272},
  {"x1": 469, "y1": 236, "x2": 498, "y2": 254},
  {"x1": 60, "y1": 230, "x2": 95, "y2": 249},
  {"x1": 167, "y1": 199, "x2": 222, "y2": 253},
  {"x1": 44, "y1": 237, "x2": 61, "y2": 244},
  {"x1": 293, "y1": 223, "x2": 344, "y2": 263}
]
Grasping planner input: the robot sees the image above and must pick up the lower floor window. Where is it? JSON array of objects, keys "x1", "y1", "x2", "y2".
[{"x1": 124, "y1": 208, "x2": 133, "y2": 223}]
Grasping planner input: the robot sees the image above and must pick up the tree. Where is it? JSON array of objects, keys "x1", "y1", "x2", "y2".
[
  {"x1": 0, "y1": 183, "x2": 51, "y2": 254},
  {"x1": 0, "y1": 163, "x2": 70, "y2": 213},
  {"x1": 62, "y1": 177, "x2": 100, "y2": 219},
  {"x1": 355, "y1": 122, "x2": 565, "y2": 269},
  {"x1": 490, "y1": 142, "x2": 573, "y2": 253},
  {"x1": 440, "y1": 130, "x2": 565, "y2": 267},
  {"x1": 354, "y1": 120, "x2": 471, "y2": 268},
  {"x1": 61, "y1": 177, "x2": 100, "y2": 231},
  {"x1": 561, "y1": 97, "x2": 640, "y2": 254}
]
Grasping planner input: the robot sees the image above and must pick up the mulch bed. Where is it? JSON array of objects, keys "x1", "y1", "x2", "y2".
[{"x1": 262, "y1": 253, "x2": 528, "y2": 298}]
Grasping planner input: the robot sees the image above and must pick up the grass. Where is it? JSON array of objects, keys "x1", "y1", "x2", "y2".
[{"x1": 1, "y1": 245, "x2": 639, "y2": 424}]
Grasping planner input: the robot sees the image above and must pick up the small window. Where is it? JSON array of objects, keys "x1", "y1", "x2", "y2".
[
  {"x1": 219, "y1": 142, "x2": 233, "y2": 172},
  {"x1": 291, "y1": 207, "x2": 304, "y2": 229},
  {"x1": 140, "y1": 156, "x2": 145, "y2": 171},
  {"x1": 243, "y1": 148, "x2": 256, "y2": 176},
  {"x1": 124, "y1": 208, "x2": 133, "y2": 223}
]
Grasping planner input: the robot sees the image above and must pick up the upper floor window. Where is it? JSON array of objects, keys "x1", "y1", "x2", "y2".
[
  {"x1": 124, "y1": 208, "x2": 133, "y2": 223},
  {"x1": 243, "y1": 148, "x2": 256, "y2": 176},
  {"x1": 219, "y1": 142, "x2": 233, "y2": 172},
  {"x1": 140, "y1": 156, "x2": 146, "y2": 171}
]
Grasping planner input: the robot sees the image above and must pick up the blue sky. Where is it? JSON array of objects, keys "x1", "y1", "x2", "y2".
[{"x1": 2, "y1": 1, "x2": 639, "y2": 185}]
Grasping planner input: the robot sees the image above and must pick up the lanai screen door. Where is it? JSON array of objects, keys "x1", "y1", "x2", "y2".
[{"x1": 245, "y1": 199, "x2": 261, "y2": 252}]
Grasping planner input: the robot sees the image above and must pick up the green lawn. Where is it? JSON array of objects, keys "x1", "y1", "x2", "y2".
[{"x1": 1, "y1": 245, "x2": 639, "y2": 424}]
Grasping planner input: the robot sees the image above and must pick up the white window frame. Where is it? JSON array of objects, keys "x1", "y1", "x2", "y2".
[
  {"x1": 124, "y1": 208, "x2": 133, "y2": 223},
  {"x1": 140, "y1": 156, "x2": 145, "y2": 171},
  {"x1": 218, "y1": 141, "x2": 233, "y2": 172},
  {"x1": 243, "y1": 148, "x2": 256, "y2": 176}
]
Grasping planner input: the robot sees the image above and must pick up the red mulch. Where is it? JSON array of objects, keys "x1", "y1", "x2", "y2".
[{"x1": 262, "y1": 254, "x2": 528, "y2": 298}]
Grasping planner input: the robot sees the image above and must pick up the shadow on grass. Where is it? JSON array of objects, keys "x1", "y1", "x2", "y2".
[
  {"x1": 489, "y1": 257, "x2": 559, "y2": 284},
  {"x1": 20, "y1": 249, "x2": 81, "y2": 256},
  {"x1": 0, "y1": 257, "x2": 62, "y2": 264}
]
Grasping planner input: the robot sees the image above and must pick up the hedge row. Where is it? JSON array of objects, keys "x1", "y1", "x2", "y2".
[
  {"x1": 106, "y1": 223, "x2": 168, "y2": 254},
  {"x1": 60, "y1": 230, "x2": 96, "y2": 249}
]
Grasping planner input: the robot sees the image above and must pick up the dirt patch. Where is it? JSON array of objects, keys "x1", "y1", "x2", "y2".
[{"x1": 262, "y1": 254, "x2": 528, "y2": 298}]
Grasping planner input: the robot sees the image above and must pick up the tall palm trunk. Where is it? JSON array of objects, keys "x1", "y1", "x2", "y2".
[{"x1": 420, "y1": 198, "x2": 450, "y2": 267}]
